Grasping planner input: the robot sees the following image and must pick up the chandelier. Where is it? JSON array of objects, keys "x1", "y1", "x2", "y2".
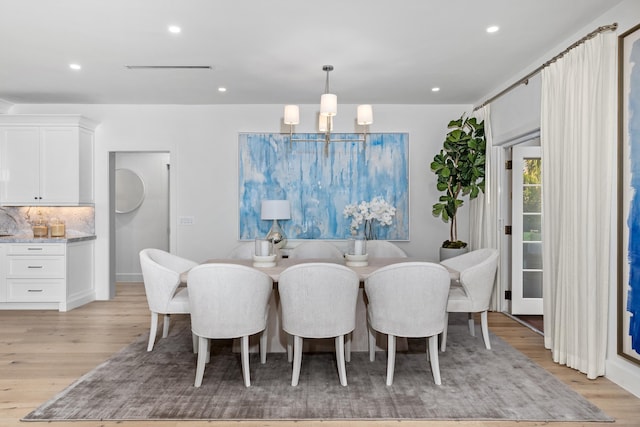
[{"x1": 283, "y1": 65, "x2": 373, "y2": 150}]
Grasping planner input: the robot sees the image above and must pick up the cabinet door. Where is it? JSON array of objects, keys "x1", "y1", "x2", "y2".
[
  {"x1": 40, "y1": 127, "x2": 80, "y2": 204},
  {"x1": 0, "y1": 127, "x2": 40, "y2": 204}
]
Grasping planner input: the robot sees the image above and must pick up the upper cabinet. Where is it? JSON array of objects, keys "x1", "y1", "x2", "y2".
[{"x1": 0, "y1": 115, "x2": 97, "y2": 206}]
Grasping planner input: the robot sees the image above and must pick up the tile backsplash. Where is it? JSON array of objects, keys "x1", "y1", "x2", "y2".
[{"x1": 0, "y1": 206, "x2": 95, "y2": 235}]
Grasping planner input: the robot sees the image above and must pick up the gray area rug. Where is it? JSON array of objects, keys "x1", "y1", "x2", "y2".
[{"x1": 23, "y1": 314, "x2": 612, "y2": 422}]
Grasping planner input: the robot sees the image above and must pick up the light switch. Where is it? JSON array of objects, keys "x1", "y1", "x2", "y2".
[{"x1": 178, "y1": 216, "x2": 195, "y2": 226}]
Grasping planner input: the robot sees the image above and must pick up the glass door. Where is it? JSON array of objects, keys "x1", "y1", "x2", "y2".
[{"x1": 511, "y1": 146, "x2": 543, "y2": 315}]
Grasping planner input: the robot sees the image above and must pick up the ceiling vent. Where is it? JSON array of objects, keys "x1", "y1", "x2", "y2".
[{"x1": 125, "y1": 65, "x2": 213, "y2": 70}]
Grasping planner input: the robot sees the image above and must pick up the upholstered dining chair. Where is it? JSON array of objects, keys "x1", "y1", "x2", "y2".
[
  {"x1": 364, "y1": 262, "x2": 450, "y2": 385},
  {"x1": 439, "y1": 248, "x2": 500, "y2": 351},
  {"x1": 278, "y1": 263, "x2": 359, "y2": 386},
  {"x1": 288, "y1": 241, "x2": 344, "y2": 259},
  {"x1": 187, "y1": 263, "x2": 272, "y2": 387},
  {"x1": 227, "y1": 242, "x2": 255, "y2": 259},
  {"x1": 365, "y1": 240, "x2": 408, "y2": 258},
  {"x1": 139, "y1": 248, "x2": 198, "y2": 352}
]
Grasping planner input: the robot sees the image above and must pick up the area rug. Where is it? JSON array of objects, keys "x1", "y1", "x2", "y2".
[{"x1": 23, "y1": 315, "x2": 612, "y2": 422}]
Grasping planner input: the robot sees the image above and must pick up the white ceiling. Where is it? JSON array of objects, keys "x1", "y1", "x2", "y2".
[{"x1": 0, "y1": 0, "x2": 622, "y2": 106}]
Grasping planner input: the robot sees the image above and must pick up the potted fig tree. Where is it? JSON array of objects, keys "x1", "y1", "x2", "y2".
[{"x1": 430, "y1": 114, "x2": 486, "y2": 260}]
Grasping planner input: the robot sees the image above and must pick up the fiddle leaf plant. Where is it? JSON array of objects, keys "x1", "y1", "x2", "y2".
[{"x1": 431, "y1": 115, "x2": 486, "y2": 249}]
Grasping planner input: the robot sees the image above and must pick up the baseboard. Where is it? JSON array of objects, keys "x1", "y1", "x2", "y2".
[
  {"x1": 606, "y1": 356, "x2": 640, "y2": 398},
  {"x1": 117, "y1": 273, "x2": 143, "y2": 282}
]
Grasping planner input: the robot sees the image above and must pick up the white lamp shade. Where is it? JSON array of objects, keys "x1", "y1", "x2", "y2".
[
  {"x1": 320, "y1": 93, "x2": 337, "y2": 116},
  {"x1": 261, "y1": 199, "x2": 291, "y2": 220},
  {"x1": 357, "y1": 104, "x2": 373, "y2": 125},
  {"x1": 318, "y1": 114, "x2": 333, "y2": 132},
  {"x1": 284, "y1": 105, "x2": 300, "y2": 125}
]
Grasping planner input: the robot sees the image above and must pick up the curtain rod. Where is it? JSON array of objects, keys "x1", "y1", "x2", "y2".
[{"x1": 473, "y1": 23, "x2": 618, "y2": 111}]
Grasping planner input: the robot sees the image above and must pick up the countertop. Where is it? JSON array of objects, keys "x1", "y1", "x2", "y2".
[{"x1": 0, "y1": 233, "x2": 96, "y2": 243}]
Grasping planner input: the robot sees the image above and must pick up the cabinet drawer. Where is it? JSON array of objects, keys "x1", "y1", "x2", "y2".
[
  {"x1": 7, "y1": 257, "x2": 65, "y2": 277},
  {"x1": 7, "y1": 243, "x2": 65, "y2": 255},
  {"x1": 7, "y1": 279, "x2": 64, "y2": 302}
]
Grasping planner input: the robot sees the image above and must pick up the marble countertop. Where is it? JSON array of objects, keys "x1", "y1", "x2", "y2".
[{"x1": 0, "y1": 233, "x2": 96, "y2": 243}]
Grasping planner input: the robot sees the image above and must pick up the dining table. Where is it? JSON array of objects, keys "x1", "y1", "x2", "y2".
[{"x1": 201, "y1": 256, "x2": 459, "y2": 354}]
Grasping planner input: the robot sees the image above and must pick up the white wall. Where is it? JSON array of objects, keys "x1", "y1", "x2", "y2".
[
  {"x1": 9, "y1": 102, "x2": 471, "y2": 296},
  {"x1": 115, "y1": 152, "x2": 170, "y2": 282},
  {"x1": 480, "y1": 0, "x2": 640, "y2": 398}
]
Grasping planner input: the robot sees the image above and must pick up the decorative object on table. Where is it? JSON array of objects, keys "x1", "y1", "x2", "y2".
[
  {"x1": 238, "y1": 132, "x2": 408, "y2": 241},
  {"x1": 253, "y1": 238, "x2": 276, "y2": 267},
  {"x1": 431, "y1": 114, "x2": 486, "y2": 259},
  {"x1": 343, "y1": 197, "x2": 396, "y2": 240},
  {"x1": 282, "y1": 65, "x2": 373, "y2": 155},
  {"x1": 345, "y1": 237, "x2": 368, "y2": 267},
  {"x1": 260, "y1": 200, "x2": 291, "y2": 249}
]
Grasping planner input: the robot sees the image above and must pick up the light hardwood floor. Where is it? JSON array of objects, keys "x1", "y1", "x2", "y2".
[{"x1": 1, "y1": 283, "x2": 639, "y2": 427}]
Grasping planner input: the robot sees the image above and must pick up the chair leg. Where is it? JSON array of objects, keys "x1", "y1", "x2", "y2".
[
  {"x1": 368, "y1": 325, "x2": 376, "y2": 362},
  {"x1": 192, "y1": 332, "x2": 198, "y2": 354},
  {"x1": 480, "y1": 310, "x2": 491, "y2": 349},
  {"x1": 194, "y1": 336, "x2": 208, "y2": 387},
  {"x1": 440, "y1": 312, "x2": 449, "y2": 352},
  {"x1": 260, "y1": 328, "x2": 267, "y2": 364},
  {"x1": 428, "y1": 335, "x2": 442, "y2": 385},
  {"x1": 468, "y1": 313, "x2": 475, "y2": 336},
  {"x1": 287, "y1": 334, "x2": 293, "y2": 363},
  {"x1": 386, "y1": 334, "x2": 396, "y2": 386},
  {"x1": 291, "y1": 335, "x2": 303, "y2": 386},
  {"x1": 345, "y1": 332, "x2": 351, "y2": 363},
  {"x1": 163, "y1": 314, "x2": 171, "y2": 338},
  {"x1": 147, "y1": 312, "x2": 159, "y2": 351},
  {"x1": 335, "y1": 335, "x2": 347, "y2": 386},
  {"x1": 241, "y1": 335, "x2": 251, "y2": 387}
]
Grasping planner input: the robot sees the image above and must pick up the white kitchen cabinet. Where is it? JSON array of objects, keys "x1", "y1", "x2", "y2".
[
  {"x1": 0, "y1": 240, "x2": 95, "y2": 311},
  {"x1": 0, "y1": 115, "x2": 97, "y2": 206}
]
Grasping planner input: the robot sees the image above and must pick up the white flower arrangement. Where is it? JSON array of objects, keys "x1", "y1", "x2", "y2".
[{"x1": 343, "y1": 197, "x2": 396, "y2": 238}]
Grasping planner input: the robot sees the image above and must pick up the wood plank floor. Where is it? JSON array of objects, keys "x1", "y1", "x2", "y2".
[{"x1": 1, "y1": 283, "x2": 639, "y2": 427}]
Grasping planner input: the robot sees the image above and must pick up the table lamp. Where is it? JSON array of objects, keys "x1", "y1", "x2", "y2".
[{"x1": 261, "y1": 199, "x2": 291, "y2": 249}]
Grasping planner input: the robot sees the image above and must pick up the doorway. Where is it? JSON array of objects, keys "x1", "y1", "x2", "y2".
[{"x1": 109, "y1": 152, "x2": 170, "y2": 290}]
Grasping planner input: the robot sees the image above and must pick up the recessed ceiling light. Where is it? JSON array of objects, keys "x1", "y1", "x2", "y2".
[
  {"x1": 431, "y1": 87, "x2": 440, "y2": 92},
  {"x1": 69, "y1": 63, "x2": 82, "y2": 70},
  {"x1": 218, "y1": 87, "x2": 227, "y2": 93},
  {"x1": 168, "y1": 25, "x2": 181, "y2": 34},
  {"x1": 486, "y1": 25, "x2": 499, "y2": 33}
]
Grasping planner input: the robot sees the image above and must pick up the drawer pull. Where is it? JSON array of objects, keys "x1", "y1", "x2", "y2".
[
  {"x1": 27, "y1": 289, "x2": 44, "y2": 293},
  {"x1": 27, "y1": 265, "x2": 44, "y2": 269},
  {"x1": 27, "y1": 247, "x2": 43, "y2": 251}
]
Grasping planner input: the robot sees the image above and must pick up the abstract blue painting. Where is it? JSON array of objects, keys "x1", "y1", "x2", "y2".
[
  {"x1": 621, "y1": 24, "x2": 640, "y2": 365},
  {"x1": 238, "y1": 133, "x2": 409, "y2": 241}
]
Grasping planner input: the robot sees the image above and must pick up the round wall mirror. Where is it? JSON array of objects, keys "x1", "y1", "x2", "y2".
[{"x1": 115, "y1": 168, "x2": 146, "y2": 213}]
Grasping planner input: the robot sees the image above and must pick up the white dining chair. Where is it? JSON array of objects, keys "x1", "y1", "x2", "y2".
[
  {"x1": 187, "y1": 263, "x2": 272, "y2": 387},
  {"x1": 365, "y1": 240, "x2": 408, "y2": 258},
  {"x1": 139, "y1": 248, "x2": 198, "y2": 352},
  {"x1": 278, "y1": 263, "x2": 359, "y2": 386},
  {"x1": 227, "y1": 242, "x2": 255, "y2": 259},
  {"x1": 365, "y1": 262, "x2": 450, "y2": 385},
  {"x1": 288, "y1": 241, "x2": 344, "y2": 259},
  {"x1": 439, "y1": 248, "x2": 499, "y2": 351}
]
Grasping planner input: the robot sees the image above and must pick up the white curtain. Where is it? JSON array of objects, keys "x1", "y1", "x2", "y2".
[
  {"x1": 469, "y1": 105, "x2": 501, "y2": 310},
  {"x1": 540, "y1": 32, "x2": 615, "y2": 378}
]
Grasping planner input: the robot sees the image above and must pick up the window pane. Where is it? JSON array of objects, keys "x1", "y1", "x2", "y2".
[
  {"x1": 523, "y1": 242, "x2": 542, "y2": 269},
  {"x1": 523, "y1": 158, "x2": 541, "y2": 184},
  {"x1": 523, "y1": 186, "x2": 541, "y2": 212},
  {"x1": 523, "y1": 215, "x2": 542, "y2": 241},
  {"x1": 523, "y1": 271, "x2": 543, "y2": 298}
]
